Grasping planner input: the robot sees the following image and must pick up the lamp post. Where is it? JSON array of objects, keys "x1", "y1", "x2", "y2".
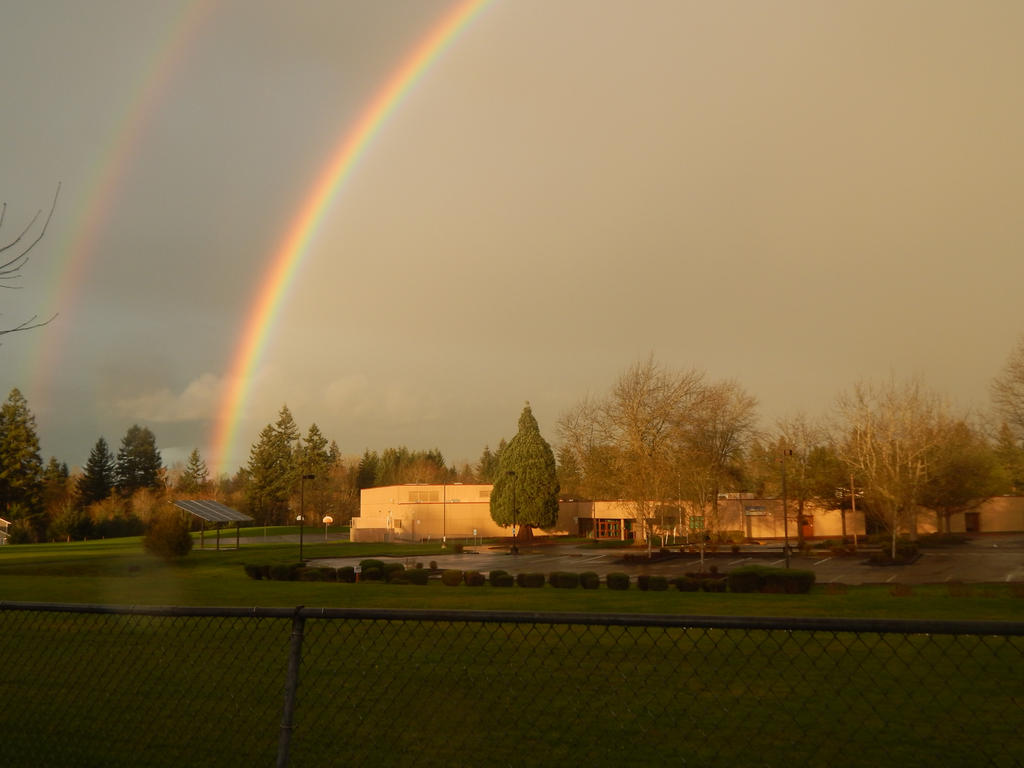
[
  {"x1": 323, "y1": 515, "x2": 333, "y2": 542},
  {"x1": 781, "y1": 450, "x2": 792, "y2": 569},
  {"x1": 298, "y1": 472, "x2": 315, "y2": 563},
  {"x1": 442, "y1": 483, "x2": 447, "y2": 550},
  {"x1": 507, "y1": 470, "x2": 518, "y2": 555}
]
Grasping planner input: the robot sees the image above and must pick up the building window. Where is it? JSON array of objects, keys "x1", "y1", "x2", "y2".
[{"x1": 595, "y1": 519, "x2": 621, "y2": 539}]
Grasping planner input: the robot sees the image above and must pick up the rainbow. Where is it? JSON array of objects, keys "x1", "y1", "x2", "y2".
[{"x1": 209, "y1": 0, "x2": 491, "y2": 474}]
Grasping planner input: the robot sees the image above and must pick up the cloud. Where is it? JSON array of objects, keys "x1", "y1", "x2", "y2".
[{"x1": 113, "y1": 373, "x2": 225, "y2": 423}]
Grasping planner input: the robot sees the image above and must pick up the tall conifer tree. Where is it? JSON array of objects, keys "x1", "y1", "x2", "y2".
[{"x1": 490, "y1": 403, "x2": 560, "y2": 532}]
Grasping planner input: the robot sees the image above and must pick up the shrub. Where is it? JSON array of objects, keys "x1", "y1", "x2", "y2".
[
  {"x1": 549, "y1": 571, "x2": 579, "y2": 589},
  {"x1": 701, "y1": 578, "x2": 727, "y2": 593},
  {"x1": 337, "y1": 566, "x2": 356, "y2": 583},
  {"x1": 382, "y1": 562, "x2": 406, "y2": 580},
  {"x1": 489, "y1": 569, "x2": 509, "y2": 585},
  {"x1": 299, "y1": 567, "x2": 324, "y2": 582},
  {"x1": 728, "y1": 566, "x2": 771, "y2": 594},
  {"x1": 491, "y1": 573, "x2": 515, "y2": 587},
  {"x1": 243, "y1": 563, "x2": 263, "y2": 580},
  {"x1": 675, "y1": 576, "x2": 702, "y2": 592},
  {"x1": 516, "y1": 572, "x2": 546, "y2": 588},
  {"x1": 269, "y1": 564, "x2": 298, "y2": 581},
  {"x1": 360, "y1": 566, "x2": 383, "y2": 582},
  {"x1": 441, "y1": 569, "x2": 464, "y2": 586},
  {"x1": 429, "y1": 561, "x2": 438, "y2": 570},
  {"x1": 453, "y1": 543, "x2": 465, "y2": 554},
  {"x1": 405, "y1": 568, "x2": 429, "y2": 585},
  {"x1": 359, "y1": 560, "x2": 386, "y2": 580},
  {"x1": 387, "y1": 569, "x2": 410, "y2": 584},
  {"x1": 606, "y1": 572, "x2": 630, "y2": 590},
  {"x1": 143, "y1": 513, "x2": 193, "y2": 561},
  {"x1": 464, "y1": 570, "x2": 486, "y2": 587},
  {"x1": 580, "y1": 572, "x2": 600, "y2": 590},
  {"x1": 637, "y1": 574, "x2": 651, "y2": 591},
  {"x1": 647, "y1": 576, "x2": 669, "y2": 591}
]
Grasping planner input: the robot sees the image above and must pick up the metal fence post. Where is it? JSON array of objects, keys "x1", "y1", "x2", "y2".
[{"x1": 276, "y1": 607, "x2": 306, "y2": 768}]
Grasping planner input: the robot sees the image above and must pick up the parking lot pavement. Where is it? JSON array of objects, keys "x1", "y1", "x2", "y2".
[{"x1": 314, "y1": 536, "x2": 1024, "y2": 585}]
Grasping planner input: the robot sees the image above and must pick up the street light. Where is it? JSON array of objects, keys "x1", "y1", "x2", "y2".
[
  {"x1": 298, "y1": 473, "x2": 315, "y2": 563},
  {"x1": 507, "y1": 470, "x2": 518, "y2": 555}
]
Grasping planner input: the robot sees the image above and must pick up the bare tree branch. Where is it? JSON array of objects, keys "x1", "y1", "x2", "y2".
[{"x1": 1, "y1": 184, "x2": 60, "y2": 338}]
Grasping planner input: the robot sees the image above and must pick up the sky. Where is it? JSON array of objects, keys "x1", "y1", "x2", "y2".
[{"x1": 2, "y1": 0, "x2": 1023, "y2": 476}]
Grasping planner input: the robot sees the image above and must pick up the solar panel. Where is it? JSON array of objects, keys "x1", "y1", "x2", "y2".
[{"x1": 173, "y1": 500, "x2": 253, "y2": 524}]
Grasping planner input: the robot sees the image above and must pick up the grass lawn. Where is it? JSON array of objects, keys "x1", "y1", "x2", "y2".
[
  {"x1": 1, "y1": 535, "x2": 1023, "y2": 620},
  {"x1": 2, "y1": 536, "x2": 1022, "y2": 767}
]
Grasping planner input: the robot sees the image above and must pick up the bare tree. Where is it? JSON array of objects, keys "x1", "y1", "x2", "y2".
[
  {"x1": 992, "y1": 334, "x2": 1024, "y2": 440},
  {"x1": 1, "y1": 186, "x2": 60, "y2": 338},
  {"x1": 558, "y1": 357, "x2": 705, "y2": 554},
  {"x1": 834, "y1": 377, "x2": 947, "y2": 558}
]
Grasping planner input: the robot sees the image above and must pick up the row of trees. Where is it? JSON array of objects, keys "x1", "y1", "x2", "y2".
[
  {"x1": 555, "y1": 346, "x2": 1024, "y2": 555},
  {"x1": 3, "y1": 333, "x2": 1024, "y2": 546}
]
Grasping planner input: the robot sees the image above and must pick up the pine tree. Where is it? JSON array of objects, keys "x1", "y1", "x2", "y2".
[
  {"x1": 177, "y1": 448, "x2": 209, "y2": 494},
  {"x1": 355, "y1": 449, "x2": 378, "y2": 490},
  {"x1": 490, "y1": 403, "x2": 560, "y2": 533},
  {"x1": 115, "y1": 425, "x2": 164, "y2": 494},
  {"x1": 0, "y1": 388, "x2": 45, "y2": 526},
  {"x1": 77, "y1": 437, "x2": 116, "y2": 506},
  {"x1": 246, "y1": 423, "x2": 293, "y2": 525}
]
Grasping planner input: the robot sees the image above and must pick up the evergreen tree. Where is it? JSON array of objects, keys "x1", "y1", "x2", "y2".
[
  {"x1": 77, "y1": 437, "x2": 116, "y2": 506},
  {"x1": 246, "y1": 423, "x2": 293, "y2": 524},
  {"x1": 115, "y1": 425, "x2": 164, "y2": 494},
  {"x1": 490, "y1": 403, "x2": 560, "y2": 532},
  {"x1": 0, "y1": 388, "x2": 45, "y2": 525},
  {"x1": 356, "y1": 449, "x2": 379, "y2": 490},
  {"x1": 177, "y1": 448, "x2": 209, "y2": 494},
  {"x1": 42, "y1": 456, "x2": 71, "y2": 524},
  {"x1": 300, "y1": 423, "x2": 331, "y2": 477}
]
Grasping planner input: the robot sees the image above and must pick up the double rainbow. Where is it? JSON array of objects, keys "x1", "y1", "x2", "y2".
[{"x1": 209, "y1": 0, "x2": 491, "y2": 474}]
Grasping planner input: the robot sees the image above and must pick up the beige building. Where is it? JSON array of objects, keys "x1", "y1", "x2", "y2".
[{"x1": 349, "y1": 484, "x2": 1024, "y2": 544}]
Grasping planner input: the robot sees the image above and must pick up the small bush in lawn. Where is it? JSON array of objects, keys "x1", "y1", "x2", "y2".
[
  {"x1": 549, "y1": 571, "x2": 579, "y2": 589},
  {"x1": 382, "y1": 562, "x2": 406, "y2": 580},
  {"x1": 517, "y1": 572, "x2": 546, "y2": 588},
  {"x1": 319, "y1": 567, "x2": 338, "y2": 582},
  {"x1": 299, "y1": 567, "x2": 324, "y2": 582},
  {"x1": 143, "y1": 512, "x2": 193, "y2": 561},
  {"x1": 728, "y1": 566, "x2": 770, "y2": 593},
  {"x1": 637, "y1": 574, "x2": 651, "y2": 591},
  {"x1": 647, "y1": 575, "x2": 669, "y2": 591},
  {"x1": 675, "y1": 576, "x2": 702, "y2": 592},
  {"x1": 405, "y1": 568, "x2": 429, "y2": 585},
  {"x1": 337, "y1": 566, "x2": 356, "y2": 583},
  {"x1": 359, "y1": 560, "x2": 386, "y2": 580},
  {"x1": 491, "y1": 573, "x2": 515, "y2": 587},
  {"x1": 580, "y1": 572, "x2": 600, "y2": 590},
  {"x1": 429, "y1": 561, "x2": 438, "y2": 570},
  {"x1": 464, "y1": 570, "x2": 486, "y2": 587},
  {"x1": 489, "y1": 569, "x2": 509, "y2": 585},
  {"x1": 269, "y1": 564, "x2": 297, "y2": 581},
  {"x1": 243, "y1": 564, "x2": 264, "y2": 580},
  {"x1": 702, "y1": 578, "x2": 727, "y2": 593},
  {"x1": 388, "y1": 569, "x2": 410, "y2": 584},
  {"x1": 606, "y1": 572, "x2": 630, "y2": 590},
  {"x1": 441, "y1": 569, "x2": 464, "y2": 586}
]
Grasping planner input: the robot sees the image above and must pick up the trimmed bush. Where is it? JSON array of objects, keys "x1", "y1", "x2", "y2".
[
  {"x1": 337, "y1": 566, "x2": 356, "y2": 583},
  {"x1": 516, "y1": 572, "x2": 546, "y2": 588},
  {"x1": 675, "y1": 576, "x2": 702, "y2": 592},
  {"x1": 606, "y1": 572, "x2": 630, "y2": 590},
  {"x1": 580, "y1": 572, "x2": 600, "y2": 590},
  {"x1": 243, "y1": 564, "x2": 263, "y2": 580},
  {"x1": 299, "y1": 567, "x2": 324, "y2": 582},
  {"x1": 269, "y1": 564, "x2": 298, "y2": 581},
  {"x1": 464, "y1": 570, "x2": 486, "y2": 587},
  {"x1": 387, "y1": 569, "x2": 410, "y2": 584},
  {"x1": 701, "y1": 578, "x2": 727, "y2": 593},
  {"x1": 143, "y1": 512, "x2": 194, "y2": 561},
  {"x1": 491, "y1": 573, "x2": 515, "y2": 587},
  {"x1": 637, "y1": 574, "x2": 651, "y2": 591},
  {"x1": 727, "y1": 566, "x2": 772, "y2": 593},
  {"x1": 359, "y1": 560, "x2": 386, "y2": 581},
  {"x1": 441, "y1": 569, "x2": 464, "y2": 586},
  {"x1": 647, "y1": 575, "x2": 669, "y2": 591},
  {"x1": 382, "y1": 562, "x2": 406, "y2": 580},
  {"x1": 489, "y1": 569, "x2": 509, "y2": 585},
  {"x1": 405, "y1": 568, "x2": 429, "y2": 585},
  {"x1": 549, "y1": 572, "x2": 579, "y2": 589}
]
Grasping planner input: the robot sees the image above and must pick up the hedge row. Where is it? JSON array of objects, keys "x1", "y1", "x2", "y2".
[{"x1": 242, "y1": 563, "x2": 815, "y2": 594}]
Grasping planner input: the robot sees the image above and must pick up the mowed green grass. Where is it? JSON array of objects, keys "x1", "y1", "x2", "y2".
[
  {"x1": 1, "y1": 535, "x2": 1023, "y2": 620},
  {"x1": 2, "y1": 537, "x2": 1023, "y2": 767}
]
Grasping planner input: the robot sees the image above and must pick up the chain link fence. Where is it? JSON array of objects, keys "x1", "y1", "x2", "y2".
[{"x1": 1, "y1": 602, "x2": 1022, "y2": 767}]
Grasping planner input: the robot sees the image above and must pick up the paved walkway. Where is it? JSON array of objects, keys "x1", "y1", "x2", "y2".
[{"x1": 311, "y1": 535, "x2": 1024, "y2": 585}]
